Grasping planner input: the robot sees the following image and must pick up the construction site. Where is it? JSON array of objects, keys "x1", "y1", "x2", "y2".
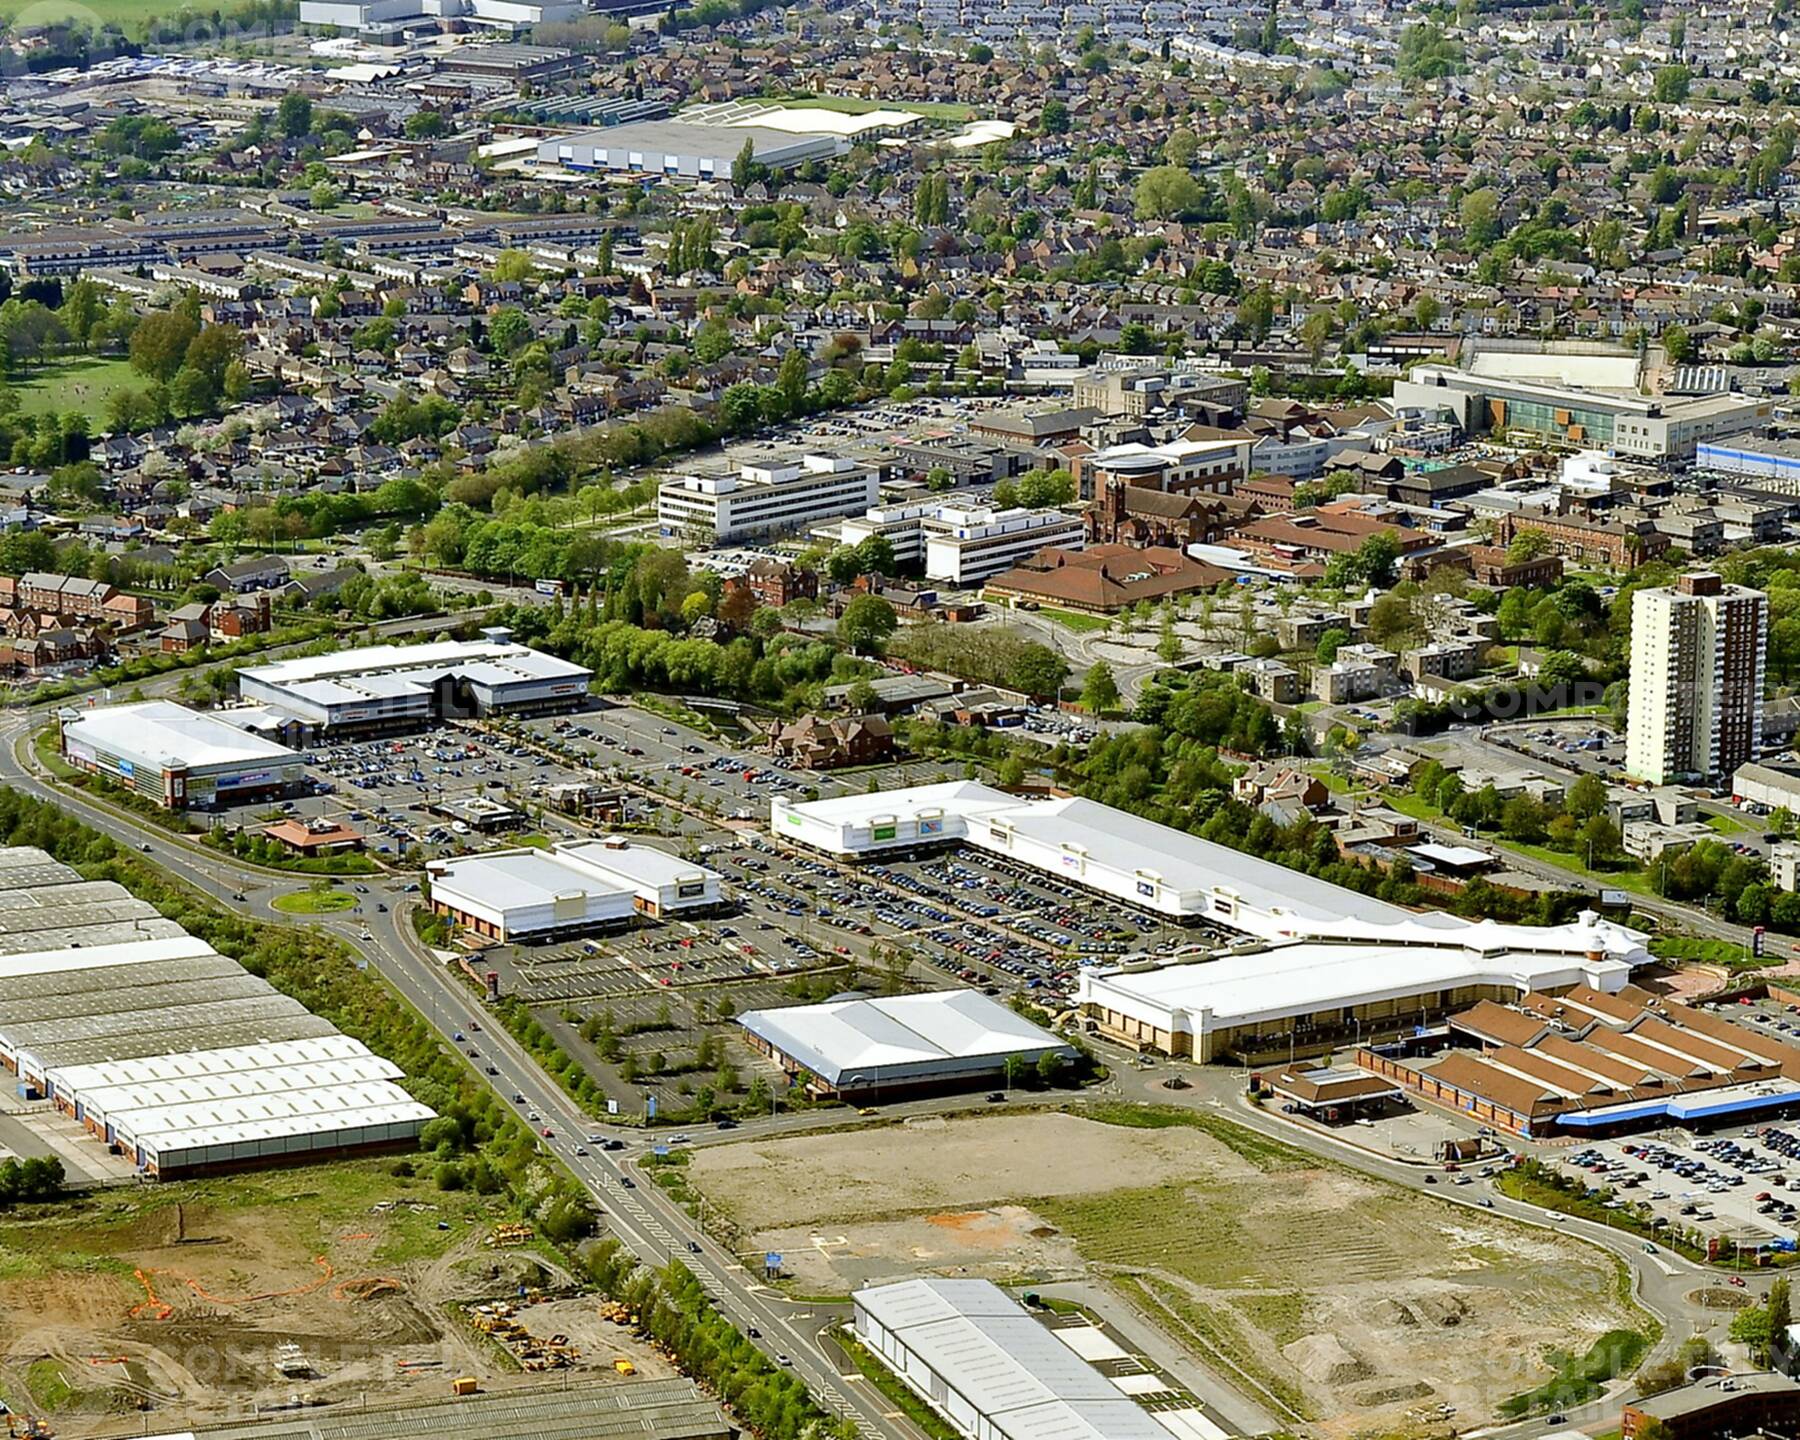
[{"x1": 0, "y1": 1163, "x2": 685, "y2": 1440}]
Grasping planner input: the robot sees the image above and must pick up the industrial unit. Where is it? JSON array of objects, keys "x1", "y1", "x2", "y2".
[
  {"x1": 852, "y1": 1279, "x2": 1170, "y2": 1440},
  {"x1": 427, "y1": 839, "x2": 724, "y2": 941},
  {"x1": 0, "y1": 847, "x2": 433, "y2": 1178},
  {"x1": 737, "y1": 990, "x2": 1074, "y2": 1098},
  {"x1": 1361, "y1": 984, "x2": 1800, "y2": 1138},
  {"x1": 538, "y1": 120, "x2": 844, "y2": 180},
  {"x1": 234, "y1": 627, "x2": 590, "y2": 740},
  {"x1": 59, "y1": 699, "x2": 305, "y2": 810},
  {"x1": 145, "y1": 1377, "x2": 731, "y2": 1440},
  {"x1": 774, "y1": 784, "x2": 1649, "y2": 1062}
]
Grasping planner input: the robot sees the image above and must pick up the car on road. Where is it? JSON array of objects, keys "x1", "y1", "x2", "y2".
[
  {"x1": 775, "y1": 1355, "x2": 792, "y2": 1367},
  {"x1": 619, "y1": 1176, "x2": 635, "y2": 1188},
  {"x1": 986, "y1": 1092, "x2": 1007, "y2": 1103},
  {"x1": 686, "y1": 1241, "x2": 701, "y2": 1253},
  {"x1": 540, "y1": 1127, "x2": 554, "y2": 1138}
]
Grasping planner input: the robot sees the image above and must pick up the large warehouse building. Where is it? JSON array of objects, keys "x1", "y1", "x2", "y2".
[
  {"x1": 59, "y1": 699, "x2": 305, "y2": 810},
  {"x1": 1362, "y1": 984, "x2": 1800, "y2": 1138},
  {"x1": 1078, "y1": 921, "x2": 1638, "y2": 1062},
  {"x1": 427, "y1": 838, "x2": 724, "y2": 941},
  {"x1": 538, "y1": 120, "x2": 844, "y2": 180},
  {"x1": 737, "y1": 989, "x2": 1074, "y2": 1099},
  {"x1": 0, "y1": 847, "x2": 433, "y2": 1178},
  {"x1": 774, "y1": 784, "x2": 1649, "y2": 1061},
  {"x1": 235, "y1": 627, "x2": 590, "y2": 740},
  {"x1": 853, "y1": 1279, "x2": 1171, "y2": 1440}
]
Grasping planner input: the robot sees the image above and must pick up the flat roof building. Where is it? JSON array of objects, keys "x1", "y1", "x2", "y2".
[
  {"x1": 853, "y1": 1279, "x2": 1169, "y2": 1440},
  {"x1": 60, "y1": 700, "x2": 303, "y2": 810},
  {"x1": 738, "y1": 989, "x2": 1073, "y2": 1098},
  {"x1": 427, "y1": 839, "x2": 724, "y2": 941},
  {"x1": 659, "y1": 455, "x2": 879, "y2": 543},
  {"x1": 775, "y1": 783, "x2": 1648, "y2": 1063},
  {"x1": 539, "y1": 121, "x2": 843, "y2": 181},
  {"x1": 0, "y1": 850, "x2": 432, "y2": 1176},
  {"x1": 1393, "y1": 341, "x2": 1771, "y2": 459},
  {"x1": 1366, "y1": 984, "x2": 1800, "y2": 1137},
  {"x1": 236, "y1": 628, "x2": 590, "y2": 739}
]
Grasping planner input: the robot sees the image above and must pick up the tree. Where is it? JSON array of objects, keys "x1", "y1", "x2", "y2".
[
  {"x1": 488, "y1": 308, "x2": 531, "y2": 356},
  {"x1": 128, "y1": 309, "x2": 200, "y2": 382},
  {"x1": 731, "y1": 136, "x2": 758, "y2": 191},
  {"x1": 405, "y1": 109, "x2": 447, "y2": 139},
  {"x1": 1578, "y1": 814, "x2": 1622, "y2": 867},
  {"x1": 1459, "y1": 187, "x2": 1502, "y2": 249},
  {"x1": 1315, "y1": 626, "x2": 1349, "y2": 664},
  {"x1": 1040, "y1": 99, "x2": 1070, "y2": 135},
  {"x1": 1008, "y1": 645, "x2": 1070, "y2": 698},
  {"x1": 1017, "y1": 469, "x2": 1075, "y2": 508},
  {"x1": 837, "y1": 594, "x2": 897, "y2": 655},
  {"x1": 1653, "y1": 64, "x2": 1691, "y2": 103},
  {"x1": 1082, "y1": 660, "x2": 1121, "y2": 713},
  {"x1": 1566, "y1": 773, "x2": 1607, "y2": 821},
  {"x1": 1661, "y1": 323, "x2": 1694, "y2": 364},
  {"x1": 1236, "y1": 286, "x2": 1275, "y2": 342},
  {"x1": 277, "y1": 93, "x2": 314, "y2": 139},
  {"x1": 1135, "y1": 165, "x2": 1204, "y2": 220}
]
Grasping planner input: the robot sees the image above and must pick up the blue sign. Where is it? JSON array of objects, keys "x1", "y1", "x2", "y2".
[
  {"x1": 653, "y1": 1145, "x2": 670, "y2": 1157},
  {"x1": 646, "y1": 1093, "x2": 658, "y2": 1119},
  {"x1": 765, "y1": 1252, "x2": 782, "y2": 1270}
]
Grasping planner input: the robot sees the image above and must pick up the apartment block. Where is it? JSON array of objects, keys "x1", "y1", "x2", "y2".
[{"x1": 1626, "y1": 573, "x2": 1768, "y2": 784}]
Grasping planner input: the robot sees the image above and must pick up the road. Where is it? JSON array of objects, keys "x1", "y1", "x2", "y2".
[{"x1": 0, "y1": 708, "x2": 1768, "y2": 1440}]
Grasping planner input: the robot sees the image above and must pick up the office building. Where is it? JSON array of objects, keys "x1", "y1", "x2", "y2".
[
  {"x1": 658, "y1": 455, "x2": 879, "y2": 543},
  {"x1": 835, "y1": 500, "x2": 1085, "y2": 584},
  {"x1": 1626, "y1": 573, "x2": 1768, "y2": 784}
]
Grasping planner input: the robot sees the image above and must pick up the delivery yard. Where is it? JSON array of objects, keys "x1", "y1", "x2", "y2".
[
  {"x1": 685, "y1": 1110, "x2": 1644, "y2": 1434},
  {"x1": 0, "y1": 1161, "x2": 674, "y2": 1437}
]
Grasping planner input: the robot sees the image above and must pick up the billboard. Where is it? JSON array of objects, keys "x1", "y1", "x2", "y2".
[
  {"x1": 871, "y1": 823, "x2": 897, "y2": 842},
  {"x1": 918, "y1": 816, "x2": 944, "y2": 837},
  {"x1": 676, "y1": 880, "x2": 706, "y2": 899}
]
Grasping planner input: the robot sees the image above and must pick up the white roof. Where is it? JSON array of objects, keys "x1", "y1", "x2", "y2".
[
  {"x1": 738, "y1": 989, "x2": 1070, "y2": 1087},
  {"x1": 723, "y1": 105, "x2": 924, "y2": 137},
  {"x1": 1410, "y1": 842, "x2": 1492, "y2": 867},
  {"x1": 430, "y1": 849, "x2": 634, "y2": 908},
  {"x1": 1000, "y1": 795, "x2": 1416, "y2": 929},
  {"x1": 1082, "y1": 939, "x2": 1634, "y2": 1031},
  {"x1": 856, "y1": 1280, "x2": 1166, "y2": 1440},
  {"x1": 553, "y1": 838, "x2": 716, "y2": 890},
  {"x1": 239, "y1": 637, "x2": 589, "y2": 689},
  {"x1": 784, "y1": 778, "x2": 1019, "y2": 826},
  {"x1": 0, "y1": 935, "x2": 214, "y2": 981},
  {"x1": 62, "y1": 700, "x2": 297, "y2": 769}
]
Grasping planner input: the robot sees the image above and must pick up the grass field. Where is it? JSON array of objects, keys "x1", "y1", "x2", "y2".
[
  {"x1": 1037, "y1": 606, "x2": 1112, "y2": 634},
  {"x1": 10, "y1": 355, "x2": 141, "y2": 422},
  {"x1": 769, "y1": 94, "x2": 976, "y2": 122},
  {"x1": 0, "y1": 0, "x2": 223, "y2": 23},
  {"x1": 272, "y1": 888, "x2": 357, "y2": 915}
]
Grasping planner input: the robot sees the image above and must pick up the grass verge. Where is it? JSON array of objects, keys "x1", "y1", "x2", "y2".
[
  {"x1": 836, "y1": 1329, "x2": 961, "y2": 1440},
  {"x1": 1498, "y1": 1329, "x2": 1649, "y2": 1418}
]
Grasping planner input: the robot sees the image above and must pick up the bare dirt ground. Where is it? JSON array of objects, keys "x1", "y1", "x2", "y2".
[
  {"x1": 0, "y1": 1164, "x2": 666, "y2": 1439},
  {"x1": 690, "y1": 1111, "x2": 1642, "y2": 1435}
]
